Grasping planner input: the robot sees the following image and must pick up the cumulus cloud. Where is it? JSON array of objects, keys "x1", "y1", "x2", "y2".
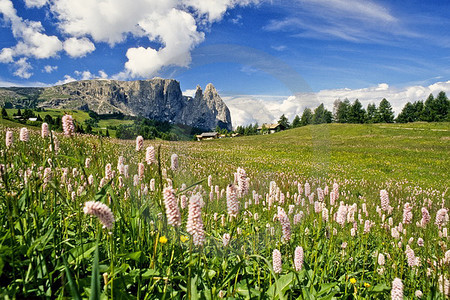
[
  {"x1": 24, "y1": 0, "x2": 48, "y2": 9},
  {"x1": 13, "y1": 58, "x2": 33, "y2": 79},
  {"x1": 63, "y1": 37, "x2": 95, "y2": 58},
  {"x1": 0, "y1": 0, "x2": 63, "y2": 60},
  {"x1": 43, "y1": 65, "x2": 57, "y2": 73},
  {"x1": 0, "y1": 0, "x2": 257, "y2": 78},
  {"x1": 224, "y1": 81, "x2": 450, "y2": 127}
]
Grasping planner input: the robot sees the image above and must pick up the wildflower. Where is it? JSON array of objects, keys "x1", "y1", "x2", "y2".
[
  {"x1": 272, "y1": 249, "x2": 282, "y2": 274},
  {"x1": 135, "y1": 135, "x2": 144, "y2": 151},
  {"x1": 62, "y1": 114, "x2": 75, "y2": 136},
  {"x1": 278, "y1": 206, "x2": 291, "y2": 241},
  {"x1": 186, "y1": 193, "x2": 205, "y2": 246},
  {"x1": 380, "y1": 189, "x2": 389, "y2": 211},
  {"x1": 180, "y1": 235, "x2": 189, "y2": 243},
  {"x1": 405, "y1": 245, "x2": 418, "y2": 267},
  {"x1": 378, "y1": 253, "x2": 385, "y2": 266},
  {"x1": 163, "y1": 187, "x2": 181, "y2": 227},
  {"x1": 138, "y1": 162, "x2": 145, "y2": 180},
  {"x1": 415, "y1": 290, "x2": 423, "y2": 298},
  {"x1": 294, "y1": 246, "x2": 304, "y2": 271},
  {"x1": 171, "y1": 154, "x2": 178, "y2": 171},
  {"x1": 336, "y1": 203, "x2": 347, "y2": 227},
  {"x1": 420, "y1": 207, "x2": 430, "y2": 227},
  {"x1": 208, "y1": 175, "x2": 212, "y2": 187},
  {"x1": 41, "y1": 122, "x2": 49, "y2": 138},
  {"x1": 226, "y1": 184, "x2": 239, "y2": 218},
  {"x1": 350, "y1": 278, "x2": 357, "y2": 284},
  {"x1": 19, "y1": 127, "x2": 29, "y2": 142},
  {"x1": 417, "y1": 238, "x2": 424, "y2": 247},
  {"x1": 435, "y1": 208, "x2": 449, "y2": 229},
  {"x1": 222, "y1": 233, "x2": 231, "y2": 247},
  {"x1": 159, "y1": 236, "x2": 168, "y2": 244},
  {"x1": 391, "y1": 278, "x2": 403, "y2": 300},
  {"x1": 145, "y1": 146, "x2": 155, "y2": 164},
  {"x1": 305, "y1": 182, "x2": 311, "y2": 197},
  {"x1": 403, "y1": 202, "x2": 413, "y2": 224},
  {"x1": 236, "y1": 167, "x2": 248, "y2": 196},
  {"x1": 5, "y1": 130, "x2": 13, "y2": 147},
  {"x1": 364, "y1": 282, "x2": 371, "y2": 288},
  {"x1": 83, "y1": 201, "x2": 115, "y2": 229},
  {"x1": 104, "y1": 163, "x2": 112, "y2": 180},
  {"x1": 438, "y1": 275, "x2": 449, "y2": 297}
]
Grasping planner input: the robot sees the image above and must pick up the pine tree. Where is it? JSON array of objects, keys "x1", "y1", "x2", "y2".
[
  {"x1": 300, "y1": 108, "x2": 313, "y2": 126},
  {"x1": 292, "y1": 115, "x2": 301, "y2": 128},
  {"x1": 421, "y1": 94, "x2": 435, "y2": 121},
  {"x1": 278, "y1": 114, "x2": 290, "y2": 129},
  {"x1": 434, "y1": 91, "x2": 449, "y2": 121},
  {"x1": 348, "y1": 99, "x2": 366, "y2": 123},
  {"x1": 366, "y1": 103, "x2": 377, "y2": 123},
  {"x1": 396, "y1": 102, "x2": 416, "y2": 123},
  {"x1": 377, "y1": 98, "x2": 394, "y2": 123},
  {"x1": 313, "y1": 104, "x2": 332, "y2": 124},
  {"x1": 335, "y1": 99, "x2": 351, "y2": 123},
  {"x1": 1, "y1": 107, "x2": 8, "y2": 118}
]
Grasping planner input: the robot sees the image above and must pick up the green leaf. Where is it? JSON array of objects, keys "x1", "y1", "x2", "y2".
[
  {"x1": 62, "y1": 255, "x2": 81, "y2": 300},
  {"x1": 89, "y1": 241, "x2": 100, "y2": 300},
  {"x1": 369, "y1": 283, "x2": 390, "y2": 293}
]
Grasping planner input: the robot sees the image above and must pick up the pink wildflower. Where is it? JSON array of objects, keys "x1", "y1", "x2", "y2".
[
  {"x1": 62, "y1": 114, "x2": 75, "y2": 136},
  {"x1": 163, "y1": 187, "x2": 181, "y2": 227},
  {"x1": 435, "y1": 208, "x2": 449, "y2": 229},
  {"x1": 186, "y1": 193, "x2": 205, "y2": 246},
  {"x1": 272, "y1": 249, "x2": 282, "y2": 274},
  {"x1": 138, "y1": 162, "x2": 145, "y2": 180},
  {"x1": 5, "y1": 130, "x2": 13, "y2": 147},
  {"x1": 222, "y1": 233, "x2": 231, "y2": 247},
  {"x1": 83, "y1": 201, "x2": 115, "y2": 229},
  {"x1": 403, "y1": 202, "x2": 413, "y2": 224},
  {"x1": 19, "y1": 127, "x2": 28, "y2": 142},
  {"x1": 41, "y1": 122, "x2": 49, "y2": 138},
  {"x1": 277, "y1": 206, "x2": 291, "y2": 241},
  {"x1": 380, "y1": 189, "x2": 389, "y2": 211},
  {"x1": 294, "y1": 246, "x2": 304, "y2": 271},
  {"x1": 391, "y1": 278, "x2": 403, "y2": 300},
  {"x1": 135, "y1": 135, "x2": 144, "y2": 151},
  {"x1": 171, "y1": 154, "x2": 178, "y2": 171},
  {"x1": 226, "y1": 184, "x2": 239, "y2": 218},
  {"x1": 145, "y1": 146, "x2": 155, "y2": 164}
]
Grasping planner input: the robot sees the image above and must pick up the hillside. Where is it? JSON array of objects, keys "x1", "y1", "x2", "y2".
[{"x1": 174, "y1": 122, "x2": 450, "y2": 189}]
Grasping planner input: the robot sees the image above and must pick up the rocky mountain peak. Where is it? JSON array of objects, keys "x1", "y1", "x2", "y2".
[{"x1": 34, "y1": 78, "x2": 232, "y2": 131}]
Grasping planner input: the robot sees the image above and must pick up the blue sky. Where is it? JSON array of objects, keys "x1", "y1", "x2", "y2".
[{"x1": 0, "y1": 0, "x2": 449, "y2": 125}]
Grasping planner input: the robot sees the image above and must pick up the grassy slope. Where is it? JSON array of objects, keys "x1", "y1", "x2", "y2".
[{"x1": 173, "y1": 122, "x2": 450, "y2": 189}]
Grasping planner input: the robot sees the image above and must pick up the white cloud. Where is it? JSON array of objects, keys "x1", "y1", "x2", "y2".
[
  {"x1": 98, "y1": 70, "x2": 108, "y2": 79},
  {"x1": 43, "y1": 65, "x2": 57, "y2": 73},
  {"x1": 0, "y1": 0, "x2": 62, "y2": 60},
  {"x1": 125, "y1": 9, "x2": 204, "y2": 77},
  {"x1": 63, "y1": 37, "x2": 95, "y2": 58},
  {"x1": 24, "y1": 0, "x2": 48, "y2": 9},
  {"x1": 54, "y1": 74, "x2": 76, "y2": 85},
  {"x1": 0, "y1": 0, "x2": 258, "y2": 79},
  {"x1": 13, "y1": 58, "x2": 33, "y2": 78},
  {"x1": 183, "y1": 89, "x2": 197, "y2": 97},
  {"x1": 224, "y1": 81, "x2": 450, "y2": 126}
]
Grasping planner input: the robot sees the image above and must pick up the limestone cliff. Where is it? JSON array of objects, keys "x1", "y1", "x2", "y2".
[{"x1": 36, "y1": 78, "x2": 232, "y2": 131}]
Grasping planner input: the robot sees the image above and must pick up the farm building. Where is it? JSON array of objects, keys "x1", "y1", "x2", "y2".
[
  {"x1": 257, "y1": 123, "x2": 287, "y2": 134},
  {"x1": 196, "y1": 132, "x2": 219, "y2": 141}
]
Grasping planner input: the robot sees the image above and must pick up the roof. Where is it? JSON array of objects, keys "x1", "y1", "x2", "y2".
[
  {"x1": 257, "y1": 123, "x2": 281, "y2": 130},
  {"x1": 199, "y1": 132, "x2": 218, "y2": 137}
]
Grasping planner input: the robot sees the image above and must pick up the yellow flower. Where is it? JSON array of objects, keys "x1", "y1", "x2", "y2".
[
  {"x1": 364, "y1": 282, "x2": 371, "y2": 288},
  {"x1": 350, "y1": 278, "x2": 357, "y2": 284},
  {"x1": 159, "y1": 236, "x2": 168, "y2": 244},
  {"x1": 180, "y1": 235, "x2": 189, "y2": 243}
]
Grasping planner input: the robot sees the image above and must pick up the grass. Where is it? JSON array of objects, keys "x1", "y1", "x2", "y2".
[{"x1": 0, "y1": 121, "x2": 449, "y2": 299}]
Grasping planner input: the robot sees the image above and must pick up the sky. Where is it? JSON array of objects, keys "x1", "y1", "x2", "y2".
[{"x1": 0, "y1": 0, "x2": 449, "y2": 126}]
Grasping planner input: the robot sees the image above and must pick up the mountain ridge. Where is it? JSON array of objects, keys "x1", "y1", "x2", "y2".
[{"x1": 0, "y1": 78, "x2": 232, "y2": 131}]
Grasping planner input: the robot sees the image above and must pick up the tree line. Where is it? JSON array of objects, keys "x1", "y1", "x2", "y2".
[{"x1": 236, "y1": 91, "x2": 449, "y2": 135}]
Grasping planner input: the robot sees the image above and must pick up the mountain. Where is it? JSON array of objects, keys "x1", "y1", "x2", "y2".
[{"x1": 0, "y1": 78, "x2": 232, "y2": 131}]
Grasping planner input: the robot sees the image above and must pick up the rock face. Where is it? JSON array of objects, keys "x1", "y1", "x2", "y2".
[{"x1": 37, "y1": 78, "x2": 232, "y2": 131}]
